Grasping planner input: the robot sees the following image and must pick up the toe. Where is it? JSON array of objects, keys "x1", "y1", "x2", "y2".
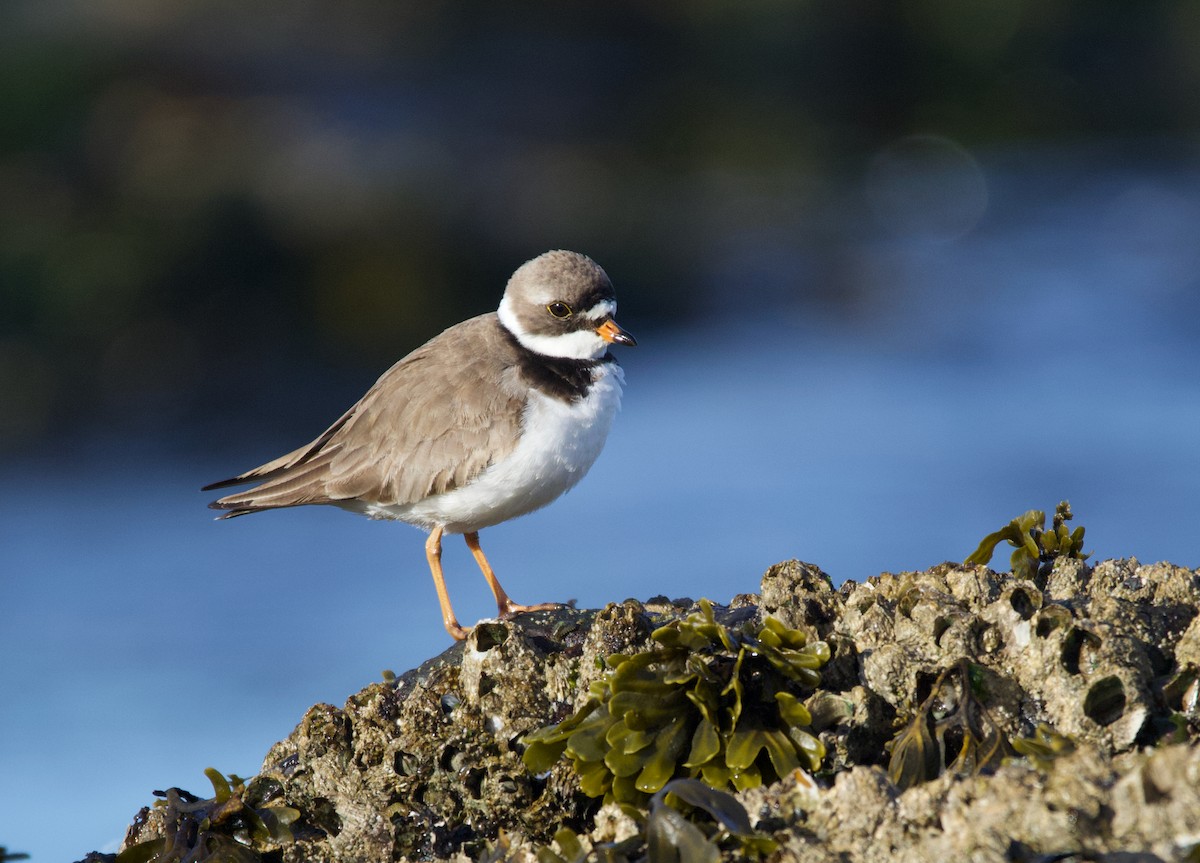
[{"x1": 498, "y1": 600, "x2": 562, "y2": 619}]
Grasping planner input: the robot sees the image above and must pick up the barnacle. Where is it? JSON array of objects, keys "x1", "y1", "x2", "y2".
[
  {"x1": 115, "y1": 768, "x2": 298, "y2": 863},
  {"x1": 522, "y1": 600, "x2": 829, "y2": 806},
  {"x1": 886, "y1": 659, "x2": 1007, "y2": 789},
  {"x1": 1161, "y1": 666, "x2": 1200, "y2": 743},
  {"x1": 966, "y1": 501, "x2": 1088, "y2": 580}
]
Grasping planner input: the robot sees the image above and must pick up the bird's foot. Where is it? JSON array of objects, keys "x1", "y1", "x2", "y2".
[
  {"x1": 497, "y1": 599, "x2": 563, "y2": 620},
  {"x1": 444, "y1": 619, "x2": 470, "y2": 641}
]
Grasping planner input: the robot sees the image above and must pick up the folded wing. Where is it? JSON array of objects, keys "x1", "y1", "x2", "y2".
[{"x1": 203, "y1": 316, "x2": 525, "y2": 518}]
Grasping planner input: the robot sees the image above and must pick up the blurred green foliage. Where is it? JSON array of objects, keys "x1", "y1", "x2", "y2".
[{"x1": 2, "y1": 1, "x2": 1197, "y2": 449}]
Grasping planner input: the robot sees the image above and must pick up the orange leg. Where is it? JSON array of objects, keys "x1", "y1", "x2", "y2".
[
  {"x1": 425, "y1": 526, "x2": 469, "y2": 641},
  {"x1": 464, "y1": 531, "x2": 560, "y2": 619}
]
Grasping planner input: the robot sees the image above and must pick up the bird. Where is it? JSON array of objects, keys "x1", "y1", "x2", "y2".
[{"x1": 203, "y1": 250, "x2": 636, "y2": 641}]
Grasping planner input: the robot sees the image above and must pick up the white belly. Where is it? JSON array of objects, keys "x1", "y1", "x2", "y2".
[{"x1": 370, "y1": 363, "x2": 624, "y2": 533}]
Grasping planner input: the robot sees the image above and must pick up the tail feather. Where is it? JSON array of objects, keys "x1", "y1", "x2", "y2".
[
  {"x1": 210, "y1": 506, "x2": 258, "y2": 519},
  {"x1": 201, "y1": 475, "x2": 256, "y2": 493},
  {"x1": 206, "y1": 449, "x2": 342, "y2": 516},
  {"x1": 201, "y1": 444, "x2": 314, "y2": 493},
  {"x1": 202, "y1": 402, "x2": 362, "y2": 509}
]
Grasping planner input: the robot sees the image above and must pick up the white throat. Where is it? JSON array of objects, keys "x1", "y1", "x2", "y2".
[{"x1": 497, "y1": 295, "x2": 610, "y2": 360}]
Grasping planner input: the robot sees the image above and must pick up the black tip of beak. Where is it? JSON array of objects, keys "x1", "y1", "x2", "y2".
[{"x1": 598, "y1": 319, "x2": 637, "y2": 347}]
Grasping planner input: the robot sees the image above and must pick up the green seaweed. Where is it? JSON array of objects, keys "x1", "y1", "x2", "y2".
[
  {"x1": 522, "y1": 600, "x2": 829, "y2": 807},
  {"x1": 526, "y1": 827, "x2": 642, "y2": 863},
  {"x1": 965, "y1": 501, "x2": 1088, "y2": 580},
  {"x1": 523, "y1": 779, "x2": 775, "y2": 863},
  {"x1": 650, "y1": 778, "x2": 777, "y2": 859},
  {"x1": 887, "y1": 659, "x2": 1008, "y2": 790},
  {"x1": 115, "y1": 768, "x2": 298, "y2": 863},
  {"x1": 1010, "y1": 723, "x2": 1076, "y2": 771}
]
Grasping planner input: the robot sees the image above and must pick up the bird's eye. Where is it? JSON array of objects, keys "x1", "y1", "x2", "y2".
[{"x1": 547, "y1": 302, "x2": 573, "y2": 318}]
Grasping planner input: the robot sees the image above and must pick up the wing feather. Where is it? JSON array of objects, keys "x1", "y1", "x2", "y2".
[{"x1": 206, "y1": 314, "x2": 526, "y2": 517}]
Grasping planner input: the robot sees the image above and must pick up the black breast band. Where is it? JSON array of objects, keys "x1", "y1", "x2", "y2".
[{"x1": 502, "y1": 329, "x2": 615, "y2": 402}]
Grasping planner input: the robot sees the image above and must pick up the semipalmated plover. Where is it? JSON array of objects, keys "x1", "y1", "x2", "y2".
[{"x1": 204, "y1": 250, "x2": 636, "y2": 640}]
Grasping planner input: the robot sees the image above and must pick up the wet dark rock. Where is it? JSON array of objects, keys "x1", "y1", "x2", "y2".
[{"x1": 104, "y1": 558, "x2": 1200, "y2": 863}]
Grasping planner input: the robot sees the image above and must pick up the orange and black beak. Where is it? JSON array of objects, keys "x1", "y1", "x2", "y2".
[{"x1": 596, "y1": 319, "x2": 637, "y2": 347}]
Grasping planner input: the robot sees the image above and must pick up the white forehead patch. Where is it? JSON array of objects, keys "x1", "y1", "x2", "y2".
[{"x1": 583, "y1": 299, "x2": 617, "y2": 321}]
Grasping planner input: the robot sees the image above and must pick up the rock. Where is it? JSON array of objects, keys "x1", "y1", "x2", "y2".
[{"x1": 98, "y1": 559, "x2": 1200, "y2": 863}]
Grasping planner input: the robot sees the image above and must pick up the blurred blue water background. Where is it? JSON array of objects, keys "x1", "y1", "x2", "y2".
[{"x1": 3, "y1": 2, "x2": 1200, "y2": 860}]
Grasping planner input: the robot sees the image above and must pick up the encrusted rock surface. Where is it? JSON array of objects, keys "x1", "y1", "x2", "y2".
[{"x1": 103, "y1": 558, "x2": 1200, "y2": 862}]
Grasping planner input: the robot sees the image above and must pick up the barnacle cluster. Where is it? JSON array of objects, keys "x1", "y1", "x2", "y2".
[
  {"x1": 966, "y1": 500, "x2": 1088, "y2": 579},
  {"x1": 522, "y1": 600, "x2": 830, "y2": 806},
  {"x1": 116, "y1": 768, "x2": 297, "y2": 863}
]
